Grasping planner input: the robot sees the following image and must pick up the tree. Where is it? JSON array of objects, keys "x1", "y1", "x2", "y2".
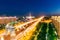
[{"x1": 30, "y1": 22, "x2": 57, "y2": 40}]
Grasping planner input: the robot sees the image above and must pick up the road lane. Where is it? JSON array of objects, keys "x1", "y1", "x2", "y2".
[
  {"x1": 0, "y1": 16, "x2": 44, "y2": 40},
  {"x1": 16, "y1": 16, "x2": 44, "y2": 40}
]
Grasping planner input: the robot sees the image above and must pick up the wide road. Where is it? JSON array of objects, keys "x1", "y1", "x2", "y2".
[
  {"x1": 4, "y1": 19, "x2": 39, "y2": 40},
  {"x1": 15, "y1": 16, "x2": 44, "y2": 40},
  {"x1": 0, "y1": 16, "x2": 44, "y2": 40}
]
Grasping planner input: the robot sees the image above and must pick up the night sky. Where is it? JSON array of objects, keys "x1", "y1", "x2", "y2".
[{"x1": 0, "y1": 0, "x2": 60, "y2": 16}]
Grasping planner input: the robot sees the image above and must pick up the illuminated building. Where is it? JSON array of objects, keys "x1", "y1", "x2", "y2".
[
  {"x1": 26, "y1": 13, "x2": 35, "y2": 21},
  {"x1": 51, "y1": 16, "x2": 60, "y2": 38},
  {"x1": 0, "y1": 16, "x2": 18, "y2": 24}
]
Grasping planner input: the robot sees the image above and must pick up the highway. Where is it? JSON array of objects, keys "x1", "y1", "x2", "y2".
[
  {"x1": 16, "y1": 16, "x2": 44, "y2": 40},
  {"x1": 0, "y1": 16, "x2": 60, "y2": 40},
  {"x1": 0, "y1": 16, "x2": 44, "y2": 40}
]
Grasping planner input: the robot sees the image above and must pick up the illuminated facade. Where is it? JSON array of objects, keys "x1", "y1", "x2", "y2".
[
  {"x1": 0, "y1": 16, "x2": 18, "y2": 24},
  {"x1": 26, "y1": 13, "x2": 35, "y2": 21},
  {"x1": 51, "y1": 16, "x2": 60, "y2": 38}
]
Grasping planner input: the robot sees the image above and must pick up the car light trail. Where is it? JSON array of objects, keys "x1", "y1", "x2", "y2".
[
  {"x1": 15, "y1": 16, "x2": 44, "y2": 40},
  {"x1": 14, "y1": 19, "x2": 38, "y2": 31},
  {"x1": 0, "y1": 16, "x2": 44, "y2": 40}
]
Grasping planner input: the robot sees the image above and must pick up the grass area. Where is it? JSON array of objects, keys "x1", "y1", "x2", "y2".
[{"x1": 30, "y1": 19, "x2": 57, "y2": 40}]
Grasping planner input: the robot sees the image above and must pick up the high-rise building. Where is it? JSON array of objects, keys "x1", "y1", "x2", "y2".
[{"x1": 0, "y1": 16, "x2": 18, "y2": 24}]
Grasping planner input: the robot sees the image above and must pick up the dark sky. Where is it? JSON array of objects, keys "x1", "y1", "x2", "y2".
[{"x1": 0, "y1": 0, "x2": 60, "y2": 16}]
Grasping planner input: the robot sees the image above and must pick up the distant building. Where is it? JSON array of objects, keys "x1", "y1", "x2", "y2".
[
  {"x1": 0, "y1": 16, "x2": 18, "y2": 24},
  {"x1": 26, "y1": 13, "x2": 35, "y2": 21}
]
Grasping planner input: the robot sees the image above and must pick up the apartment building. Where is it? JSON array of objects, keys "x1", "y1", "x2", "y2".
[{"x1": 0, "y1": 16, "x2": 18, "y2": 24}]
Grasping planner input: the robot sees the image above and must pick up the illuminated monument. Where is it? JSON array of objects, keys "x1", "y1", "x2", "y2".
[{"x1": 26, "y1": 12, "x2": 35, "y2": 21}]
